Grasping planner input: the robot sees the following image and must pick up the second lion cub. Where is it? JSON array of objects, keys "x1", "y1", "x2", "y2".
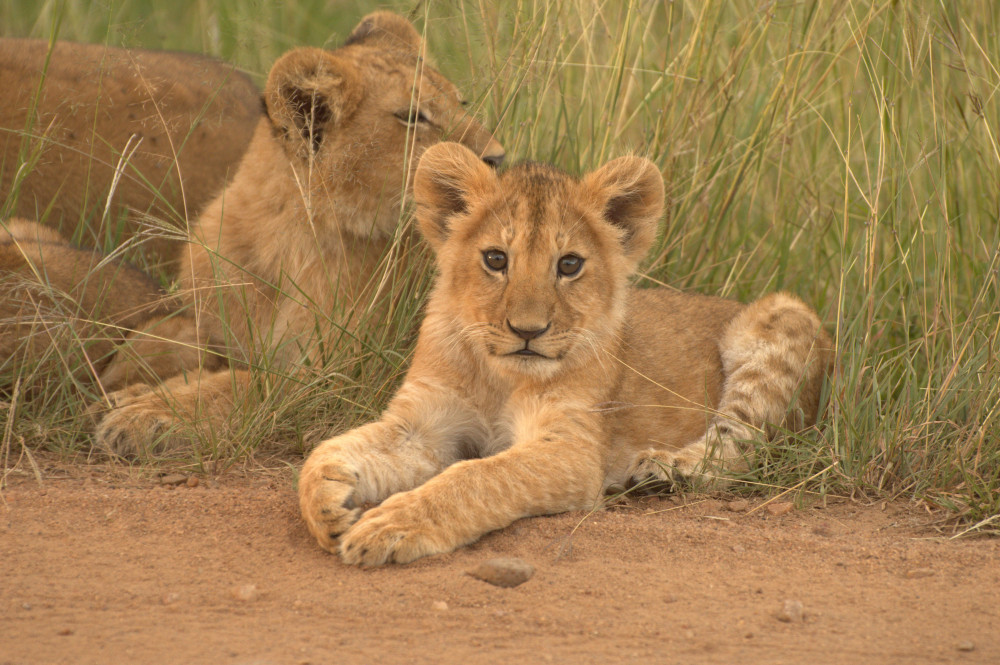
[{"x1": 299, "y1": 143, "x2": 832, "y2": 565}]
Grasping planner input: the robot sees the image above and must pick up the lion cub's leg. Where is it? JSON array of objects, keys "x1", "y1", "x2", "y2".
[
  {"x1": 98, "y1": 314, "x2": 222, "y2": 391},
  {"x1": 93, "y1": 368, "x2": 248, "y2": 458},
  {"x1": 337, "y1": 398, "x2": 607, "y2": 566},
  {"x1": 299, "y1": 382, "x2": 484, "y2": 554},
  {"x1": 630, "y1": 292, "x2": 831, "y2": 489}
]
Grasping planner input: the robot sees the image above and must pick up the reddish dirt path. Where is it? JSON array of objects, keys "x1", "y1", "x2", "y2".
[{"x1": 2, "y1": 461, "x2": 997, "y2": 665}]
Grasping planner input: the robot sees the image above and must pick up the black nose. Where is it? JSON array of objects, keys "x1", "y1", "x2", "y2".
[
  {"x1": 507, "y1": 321, "x2": 549, "y2": 341},
  {"x1": 482, "y1": 152, "x2": 505, "y2": 169}
]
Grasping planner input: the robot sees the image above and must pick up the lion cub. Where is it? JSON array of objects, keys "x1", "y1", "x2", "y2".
[
  {"x1": 299, "y1": 142, "x2": 832, "y2": 565},
  {"x1": 91, "y1": 12, "x2": 505, "y2": 457}
]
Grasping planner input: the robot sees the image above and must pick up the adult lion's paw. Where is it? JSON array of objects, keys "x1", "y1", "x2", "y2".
[
  {"x1": 92, "y1": 389, "x2": 188, "y2": 459},
  {"x1": 298, "y1": 465, "x2": 361, "y2": 554},
  {"x1": 339, "y1": 493, "x2": 449, "y2": 566}
]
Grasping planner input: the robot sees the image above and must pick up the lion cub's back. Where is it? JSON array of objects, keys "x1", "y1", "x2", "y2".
[{"x1": 608, "y1": 288, "x2": 744, "y2": 453}]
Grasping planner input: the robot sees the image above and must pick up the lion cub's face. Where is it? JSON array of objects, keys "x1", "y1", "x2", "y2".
[
  {"x1": 264, "y1": 12, "x2": 505, "y2": 237},
  {"x1": 414, "y1": 143, "x2": 665, "y2": 381}
]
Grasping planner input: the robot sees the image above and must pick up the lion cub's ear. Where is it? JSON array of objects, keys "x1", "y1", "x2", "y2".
[
  {"x1": 414, "y1": 142, "x2": 497, "y2": 251},
  {"x1": 344, "y1": 11, "x2": 422, "y2": 54},
  {"x1": 265, "y1": 48, "x2": 362, "y2": 157},
  {"x1": 581, "y1": 156, "x2": 664, "y2": 264}
]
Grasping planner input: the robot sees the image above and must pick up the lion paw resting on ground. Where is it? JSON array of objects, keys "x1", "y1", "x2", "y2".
[
  {"x1": 90, "y1": 12, "x2": 505, "y2": 458},
  {"x1": 299, "y1": 142, "x2": 833, "y2": 565}
]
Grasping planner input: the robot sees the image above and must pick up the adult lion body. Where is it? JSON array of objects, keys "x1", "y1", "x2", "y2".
[
  {"x1": 0, "y1": 39, "x2": 261, "y2": 271},
  {"x1": 91, "y1": 13, "x2": 505, "y2": 456},
  {"x1": 299, "y1": 142, "x2": 832, "y2": 566}
]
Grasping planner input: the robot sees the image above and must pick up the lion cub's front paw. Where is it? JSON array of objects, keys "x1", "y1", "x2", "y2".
[
  {"x1": 339, "y1": 493, "x2": 449, "y2": 566},
  {"x1": 299, "y1": 466, "x2": 361, "y2": 553},
  {"x1": 92, "y1": 388, "x2": 188, "y2": 459}
]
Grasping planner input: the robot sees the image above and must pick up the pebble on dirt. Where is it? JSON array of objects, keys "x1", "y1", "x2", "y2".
[
  {"x1": 766, "y1": 502, "x2": 794, "y2": 517},
  {"x1": 159, "y1": 474, "x2": 188, "y2": 486},
  {"x1": 466, "y1": 558, "x2": 535, "y2": 588},
  {"x1": 231, "y1": 584, "x2": 259, "y2": 602},
  {"x1": 777, "y1": 599, "x2": 805, "y2": 623},
  {"x1": 956, "y1": 641, "x2": 975, "y2": 652},
  {"x1": 726, "y1": 499, "x2": 750, "y2": 512},
  {"x1": 904, "y1": 567, "x2": 935, "y2": 579}
]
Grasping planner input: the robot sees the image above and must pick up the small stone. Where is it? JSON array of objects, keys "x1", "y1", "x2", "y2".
[
  {"x1": 956, "y1": 641, "x2": 975, "y2": 652},
  {"x1": 57, "y1": 628, "x2": 73, "y2": 636},
  {"x1": 231, "y1": 584, "x2": 258, "y2": 602},
  {"x1": 466, "y1": 558, "x2": 534, "y2": 588},
  {"x1": 726, "y1": 499, "x2": 749, "y2": 512},
  {"x1": 777, "y1": 599, "x2": 804, "y2": 622},
  {"x1": 766, "y1": 502, "x2": 794, "y2": 517},
  {"x1": 186, "y1": 476, "x2": 200, "y2": 488},
  {"x1": 432, "y1": 600, "x2": 449, "y2": 611},
  {"x1": 904, "y1": 568, "x2": 935, "y2": 579},
  {"x1": 159, "y1": 474, "x2": 187, "y2": 486},
  {"x1": 161, "y1": 592, "x2": 181, "y2": 605}
]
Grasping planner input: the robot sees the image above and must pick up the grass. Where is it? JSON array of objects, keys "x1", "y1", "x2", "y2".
[{"x1": 1, "y1": 0, "x2": 998, "y2": 529}]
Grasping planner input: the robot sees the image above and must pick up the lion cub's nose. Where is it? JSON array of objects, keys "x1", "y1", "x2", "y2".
[{"x1": 507, "y1": 320, "x2": 550, "y2": 341}]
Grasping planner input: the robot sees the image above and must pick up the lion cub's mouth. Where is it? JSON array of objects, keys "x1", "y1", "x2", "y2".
[{"x1": 506, "y1": 344, "x2": 552, "y2": 359}]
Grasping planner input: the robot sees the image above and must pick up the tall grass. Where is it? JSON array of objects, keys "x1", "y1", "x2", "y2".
[{"x1": 1, "y1": 0, "x2": 998, "y2": 526}]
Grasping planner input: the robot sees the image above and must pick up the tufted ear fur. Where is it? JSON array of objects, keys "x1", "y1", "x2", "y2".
[
  {"x1": 581, "y1": 156, "x2": 664, "y2": 264},
  {"x1": 264, "y1": 48, "x2": 362, "y2": 156},
  {"x1": 414, "y1": 142, "x2": 497, "y2": 252},
  {"x1": 343, "y1": 11, "x2": 422, "y2": 54}
]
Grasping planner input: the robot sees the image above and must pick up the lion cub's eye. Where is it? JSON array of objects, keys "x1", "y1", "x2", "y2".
[
  {"x1": 483, "y1": 250, "x2": 508, "y2": 272},
  {"x1": 557, "y1": 254, "x2": 584, "y2": 277},
  {"x1": 394, "y1": 108, "x2": 430, "y2": 125}
]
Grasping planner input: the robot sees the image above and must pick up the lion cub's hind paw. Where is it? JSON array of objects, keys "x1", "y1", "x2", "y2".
[
  {"x1": 626, "y1": 453, "x2": 689, "y2": 494},
  {"x1": 628, "y1": 447, "x2": 736, "y2": 493}
]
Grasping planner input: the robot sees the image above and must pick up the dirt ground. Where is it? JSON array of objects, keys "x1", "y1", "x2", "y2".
[{"x1": 2, "y1": 458, "x2": 997, "y2": 665}]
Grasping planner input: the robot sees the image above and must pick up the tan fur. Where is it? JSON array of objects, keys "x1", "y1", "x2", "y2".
[
  {"x1": 0, "y1": 39, "x2": 261, "y2": 271},
  {"x1": 90, "y1": 13, "x2": 505, "y2": 457},
  {"x1": 298, "y1": 143, "x2": 833, "y2": 566},
  {"x1": 1, "y1": 218, "x2": 174, "y2": 388}
]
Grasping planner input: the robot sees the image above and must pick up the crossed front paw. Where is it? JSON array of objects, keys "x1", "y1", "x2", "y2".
[
  {"x1": 299, "y1": 464, "x2": 362, "y2": 553},
  {"x1": 339, "y1": 493, "x2": 450, "y2": 566}
]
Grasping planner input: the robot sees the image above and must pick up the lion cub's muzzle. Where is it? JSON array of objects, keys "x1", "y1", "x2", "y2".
[{"x1": 505, "y1": 320, "x2": 551, "y2": 358}]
